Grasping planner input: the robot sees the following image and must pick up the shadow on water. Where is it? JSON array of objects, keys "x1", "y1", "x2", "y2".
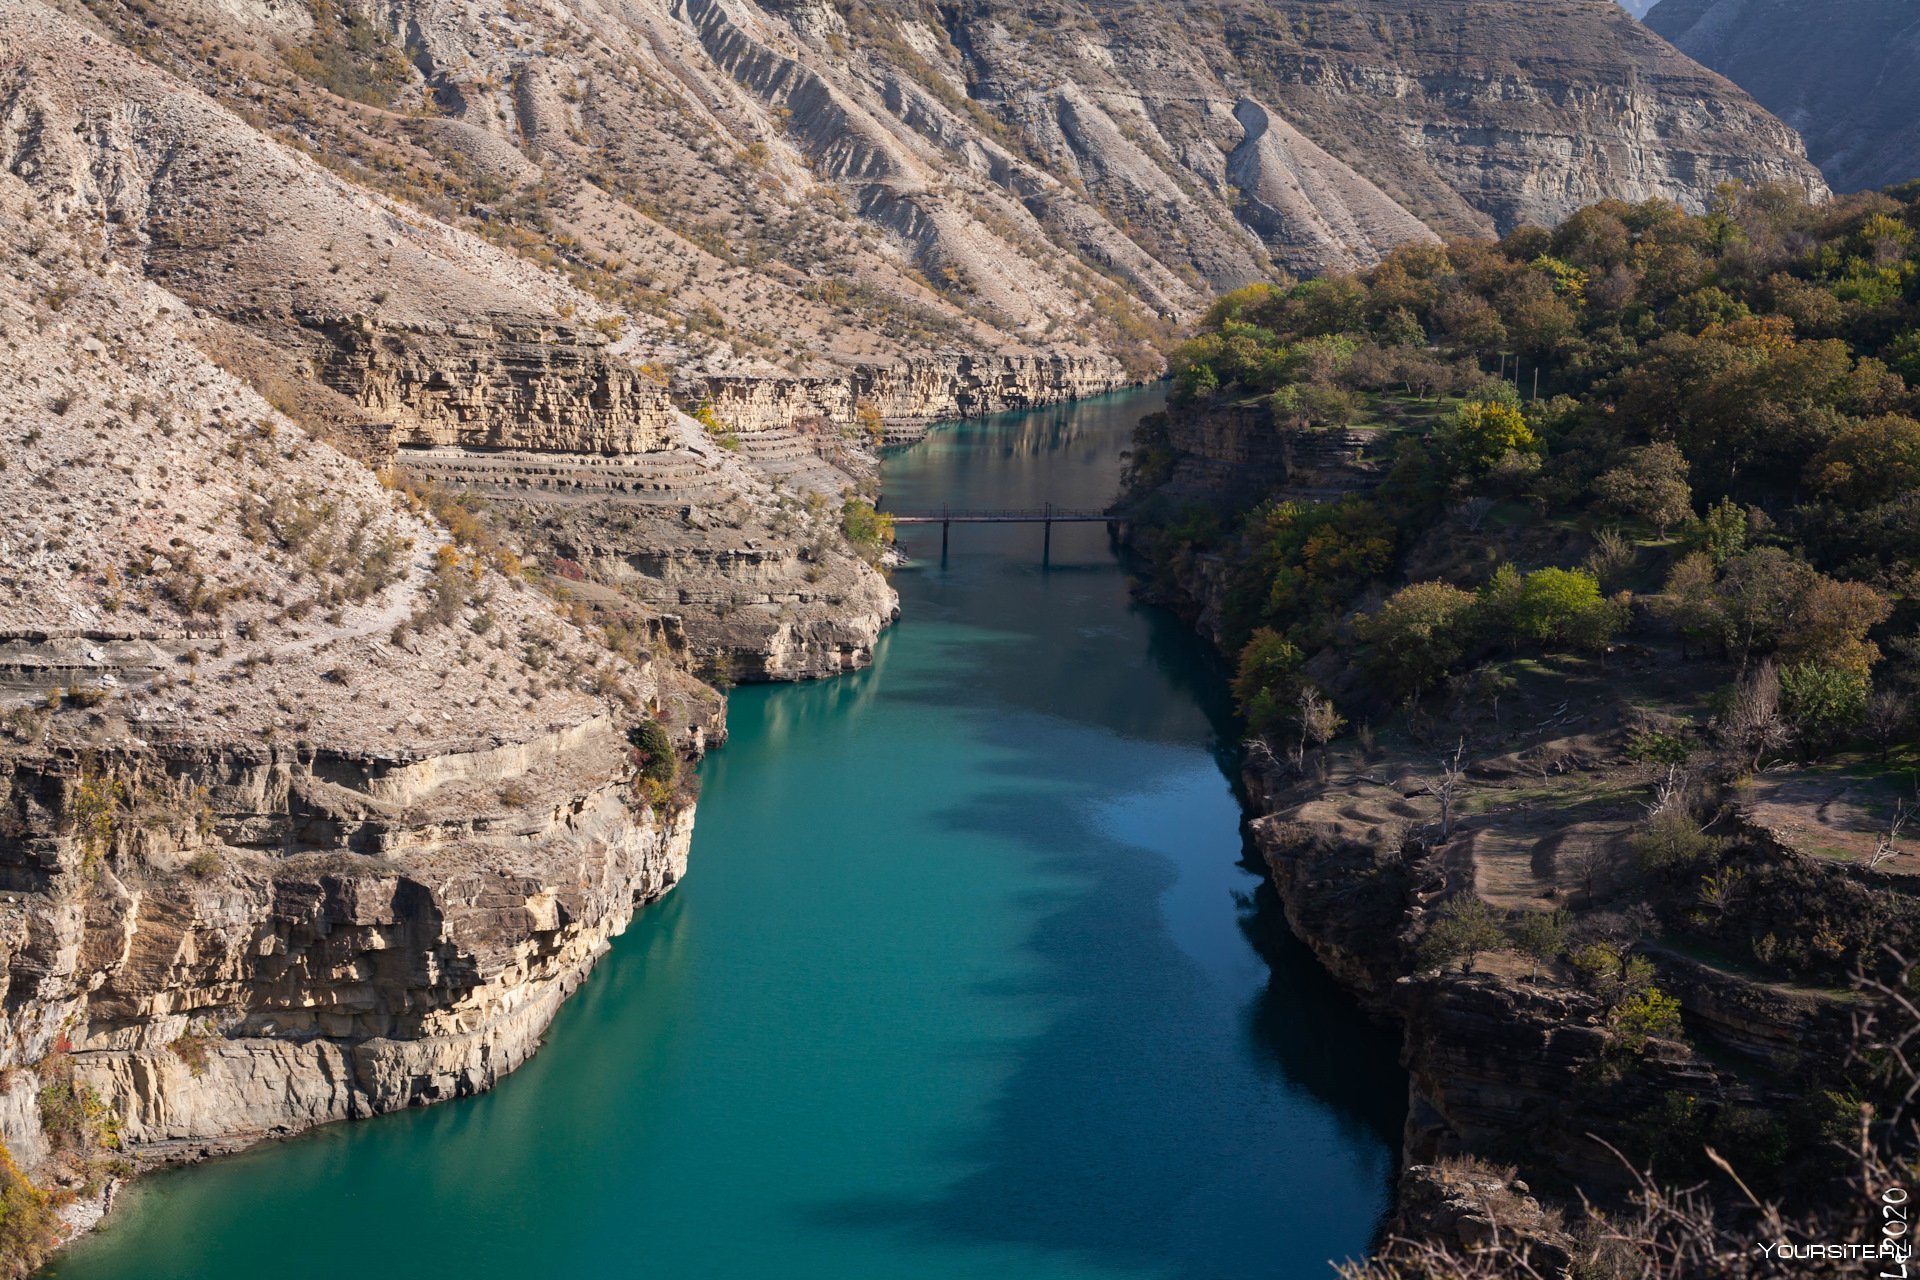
[
  {"x1": 815, "y1": 392, "x2": 1406, "y2": 1276},
  {"x1": 812, "y1": 766, "x2": 1405, "y2": 1278}
]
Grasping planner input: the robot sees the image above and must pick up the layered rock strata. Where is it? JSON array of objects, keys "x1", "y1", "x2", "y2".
[
  {"x1": 689, "y1": 352, "x2": 1128, "y2": 443},
  {"x1": 1, "y1": 725, "x2": 691, "y2": 1164},
  {"x1": 307, "y1": 316, "x2": 679, "y2": 455},
  {"x1": 0, "y1": 197, "x2": 718, "y2": 1262}
]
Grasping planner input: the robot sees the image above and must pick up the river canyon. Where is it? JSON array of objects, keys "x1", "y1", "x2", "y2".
[{"x1": 41, "y1": 390, "x2": 1405, "y2": 1280}]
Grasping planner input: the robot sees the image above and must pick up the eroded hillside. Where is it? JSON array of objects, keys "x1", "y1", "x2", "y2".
[
  {"x1": 0, "y1": 170, "x2": 728, "y2": 1253},
  {"x1": 41, "y1": 0, "x2": 1826, "y2": 370}
]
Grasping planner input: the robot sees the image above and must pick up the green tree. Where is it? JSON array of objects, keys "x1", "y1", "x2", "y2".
[
  {"x1": 1712, "y1": 548, "x2": 1819, "y2": 669},
  {"x1": 1658, "y1": 551, "x2": 1722, "y2": 657},
  {"x1": 1510, "y1": 567, "x2": 1605, "y2": 645},
  {"x1": 1354, "y1": 581, "x2": 1479, "y2": 698},
  {"x1": 1778, "y1": 663, "x2": 1869, "y2": 758},
  {"x1": 1808, "y1": 415, "x2": 1920, "y2": 506},
  {"x1": 1689, "y1": 497, "x2": 1748, "y2": 566},
  {"x1": 840, "y1": 498, "x2": 895, "y2": 566},
  {"x1": 1779, "y1": 577, "x2": 1890, "y2": 679},
  {"x1": 1233, "y1": 629, "x2": 1304, "y2": 738},
  {"x1": 1444, "y1": 400, "x2": 1537, "y2": 474},
  {"x1": 1593, "y1": 442, "x2": 1693, "y2": 536},
  {"x1": 1418, "y1": 897, "x2": 1508, "y2": 974},
  {"x1": 1508, "y1": 908, "x2": 1570, "y2": 981},
  {"x1": 1570, "y1": 940, "x2": 1656, "y2": 1012},
  {"x1": 1171, "y1": 356, "x2": 1219, "y2": 402},
  {"x1": 1612, "y1": 988, "x2": 1685, "y2": 1052}
]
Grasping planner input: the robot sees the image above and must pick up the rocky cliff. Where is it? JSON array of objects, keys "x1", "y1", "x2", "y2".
[
  {"x1": 1133, "y1": 395, "x2": 1867, "y2": 1255},
  {"x1": 1647, "y1": 0, "x2": 1920, "y2": 192},
  {"x1": 2, "y1": 725, "x2": 691, "y2": 1166},
  {"x1": 308, "y1": 316, "x2": 679, "y2": 455},
  {"x1": 0, "y1": 173, "x2": 720, "y2": 1264},
  {"x1": 690, "y1": 351, "x2": 1127, "y2": 442}
]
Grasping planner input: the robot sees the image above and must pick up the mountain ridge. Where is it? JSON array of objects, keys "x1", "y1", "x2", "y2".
[{"x1": 1648, "y1": 0, "x2": 1920, "y2": 192}]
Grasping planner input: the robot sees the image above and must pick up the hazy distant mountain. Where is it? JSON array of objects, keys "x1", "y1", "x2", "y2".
[
  {"x1": 1616, "y1": 0, "x2": 1660, "y2": 16},
  {"x1": 1648, "y1": 0, "x2": 1920, "y2": 191}
]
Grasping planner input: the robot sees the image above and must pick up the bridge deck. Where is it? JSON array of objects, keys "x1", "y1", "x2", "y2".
[{"x1": 886, "y1": 508, "x2": 1117, "y2": 524}]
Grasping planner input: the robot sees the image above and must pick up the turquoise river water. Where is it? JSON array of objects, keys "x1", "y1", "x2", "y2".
[{"x1": 47, "y1": 387, "x2": 1405, "y2": 1280}]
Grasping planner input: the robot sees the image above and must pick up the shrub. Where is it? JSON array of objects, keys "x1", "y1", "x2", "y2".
[
  {"x1": 281, "y1": 0, "x2": 411, "y2": 107},
  {"x1": 839, "y1": 499, "x2": 894, "y2": 566},
  {"x1": 1508, "y1": 908, "x2": 1570, "y2": 978},
  {"x1": 1778, "y1": 662, "x2": 1869, "y2": 757},
  {"x1": 628, "y1": 719, "x2": 678, "y2": 788},
  {"x1": 1418, "y1": 897, "x2": 1507, "y2": 973},
  {"x1": 169, "y1": 1032, "x2": 218, "y2": 1078},
  {"x1": 1611, "y1": 988, "x2": 1685, "y2": 1052},
  {"x1": 1627, "y1": 726, "x2": 1692, "y2": 765},
  {"x1": 38, "y1": 1077, "x2": 120, "y2": 1156},
  {"x1": 1354, "y1": 581, "x2": 1478, "y2": 698},
  {"x1": 1570, "y1": 940, "x2": 1656, "y2": 1011},
  {"x1": 0, "y1": 1142, "x2": 60, "y2": 1275},
  {"x1": 1631, "y1": 808, "x2": 1721, "y2": 874},
  {"x1": 1233, "y1": 629, "x2": 1304, "y2": 737}
]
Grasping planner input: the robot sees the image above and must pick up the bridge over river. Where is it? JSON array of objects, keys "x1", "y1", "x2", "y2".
[{"x1": 881, "y1": 503, "x2": 1125, "y2": 559}]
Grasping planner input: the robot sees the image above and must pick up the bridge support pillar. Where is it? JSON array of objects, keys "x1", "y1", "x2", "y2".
[
  {"x1": 1042, "y1": 502, "x2": 1052, "y2": 566},
  {"x1": 941, "y1": 509, "x2": 950, "y2": 561}
]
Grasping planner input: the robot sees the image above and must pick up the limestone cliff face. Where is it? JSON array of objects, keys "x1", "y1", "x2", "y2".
[
  {"x1": 690, "y1": 352, "x2": 1128, "y2": 442},
  {"x1": 308, "y1": 316, "x2": 678, "y2": 455},
  {"x1": 0, "y1": 725, "x2": 689, "y2": 1165},
  {"x1": 0, "y1": 208, "x2": 719, "y2": 1261}
]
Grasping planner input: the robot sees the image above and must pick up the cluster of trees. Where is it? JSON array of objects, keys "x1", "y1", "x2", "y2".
[
  {"x1": 1141, "y1": 182, "x2": 1920, "y2": 1267},
  {"x1": 1143, "y1": 183, "x2": 1920, "y2": 762}
]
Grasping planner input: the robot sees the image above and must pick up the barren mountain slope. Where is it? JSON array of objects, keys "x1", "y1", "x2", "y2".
[
  {"x1": 0, "y1": 172, "x2": 725, "y2": 1239},
  {"x1": 46, "y1": 0, "x2": 1824, "y2": 368},
  {"x1": 1648, "y1": 0, "x2": 1920, "y2": 192},
  {"x1": 4, "y1": 1, "x2": 906, "y2": 679}
]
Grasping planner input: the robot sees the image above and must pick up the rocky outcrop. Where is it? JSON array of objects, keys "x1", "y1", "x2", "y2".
[
  {"x1": 690, "y1": 352, "x2": 1128, "y2": 442},
  {"x1": 0, "y1": 203, "x2": 719, "y2": 1267},
  {"x1": 1647, "y1": 0, "x2": 1920, "y2": 193},
  {"x1": 308, "y1": 316, "x2": 677, "y2": 455},
  {"x1": 0, "y1": 726, "x2": 690, "y2": 1165},
  {"x1": 1394, "y1": 1161, "x2": 1576, "y2": 1271}
]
